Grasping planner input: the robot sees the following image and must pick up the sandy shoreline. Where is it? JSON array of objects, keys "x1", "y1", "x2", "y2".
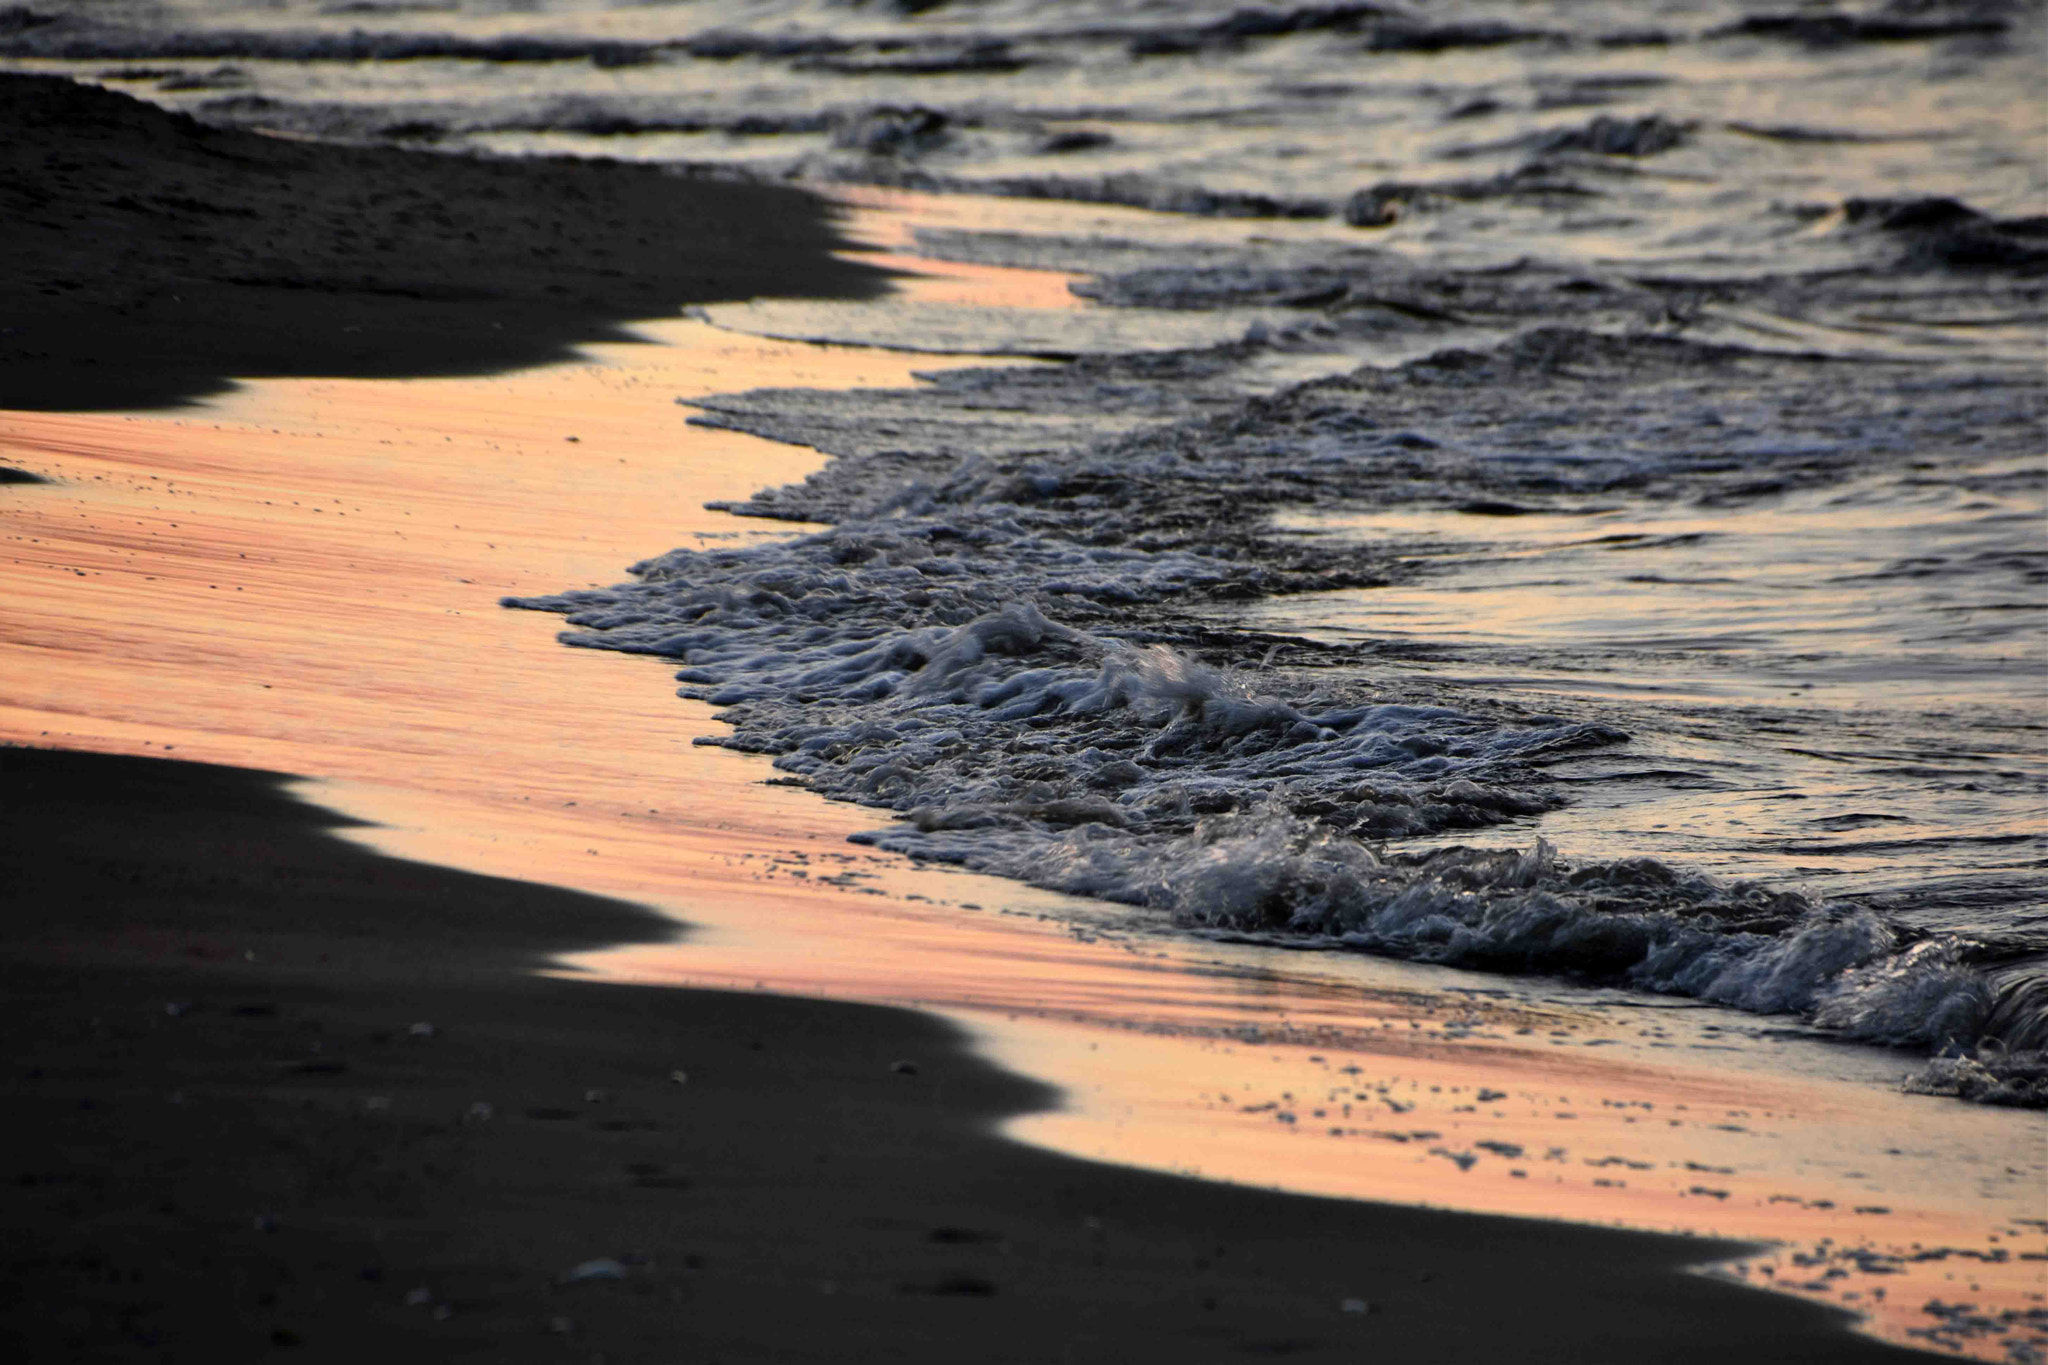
[
  {"x1": 7, "y1": 743, "x2": 1925, "y2": 1363},
  {"x1": 0, "y1": 72, "x2": 890, "y2": 412},
  {"x1": 3, "y1": 73, "x2": 2037, "y2": 1359}
]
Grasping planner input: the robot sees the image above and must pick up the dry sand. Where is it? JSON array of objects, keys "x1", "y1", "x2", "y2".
[
  {"x1": 0, "y1": 72, "x2": 889, "y2": 412},
  {"x1": 3, "y1": 72, "x2": 2035, "y2": 1360},
  {"x1": 6, "y1": 744, "x2": 1928, "y2": 1363}
]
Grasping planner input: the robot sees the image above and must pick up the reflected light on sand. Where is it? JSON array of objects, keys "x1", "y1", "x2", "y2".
[{"x1": 3, "y1": 199, "x2": 2041, "y2": 1358}]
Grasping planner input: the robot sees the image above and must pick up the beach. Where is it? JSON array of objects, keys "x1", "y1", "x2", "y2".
[
  {"x1": 2, "y1": 33, "x2": 2043, "y2": 1364},
  {"x1": 4, "y1": 743, "x2": 1927, "y2": 1363}
]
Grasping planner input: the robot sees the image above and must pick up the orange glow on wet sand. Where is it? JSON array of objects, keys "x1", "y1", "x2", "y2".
[{"x1": 3, "y1": 205, "x2": 2041, "y2": 1358}]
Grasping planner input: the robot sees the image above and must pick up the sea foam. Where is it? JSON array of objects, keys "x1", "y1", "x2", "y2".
[{"x1": 512, "y1": 323, "x2": 2045, "y2": 1096}]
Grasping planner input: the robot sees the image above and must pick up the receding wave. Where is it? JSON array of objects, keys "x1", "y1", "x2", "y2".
[{"x1": 509, "y1": 326, "x2": 2047, "y2": 1095}]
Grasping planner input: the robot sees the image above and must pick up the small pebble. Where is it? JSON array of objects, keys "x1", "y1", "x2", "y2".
[{"x1": 561, "y1": 1258, "x2": 629, "y2": 1283}]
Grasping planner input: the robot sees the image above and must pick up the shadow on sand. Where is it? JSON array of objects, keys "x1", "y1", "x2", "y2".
[
  {"x1": 0, "y1": 74, "x2": 894, "y2": 411},
  {"x1": 0, "y1": 745, "x2": 1929, "y2": 1362}
]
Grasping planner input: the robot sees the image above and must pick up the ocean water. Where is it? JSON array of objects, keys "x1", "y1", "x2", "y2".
[{"x1": 12, "y1": 0, "x2": 2043, "y2": 1100}]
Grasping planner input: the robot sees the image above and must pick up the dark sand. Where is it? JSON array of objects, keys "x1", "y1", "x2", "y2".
[
  {"x1": 0, "y1": 73, "x2": 890, "y2": 411},
  {"x1": 0, "y1": 73, "x2": 1935, "y2": 1361},
  {"x1": 0, "y1": 745, "x2": 1928, "y2": 1363}
]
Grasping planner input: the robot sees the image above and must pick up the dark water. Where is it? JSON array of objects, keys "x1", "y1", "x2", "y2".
[{"x1": 13, "y1": 0, "x2": 2043, "y2": 1101}]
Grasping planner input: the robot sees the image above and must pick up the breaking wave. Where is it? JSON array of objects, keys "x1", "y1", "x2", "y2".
[{"x1": 508, "y1": 326, "x2": 2046, "y2": 1084}]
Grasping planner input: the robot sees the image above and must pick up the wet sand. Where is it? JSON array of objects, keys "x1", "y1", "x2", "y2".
[
  {"x1": 5, "y1": 744, "x2": 1923, "y2": 1363},
  {"x1": 3, "y1": 74, "x2": 2038, "y2": 1359}
]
